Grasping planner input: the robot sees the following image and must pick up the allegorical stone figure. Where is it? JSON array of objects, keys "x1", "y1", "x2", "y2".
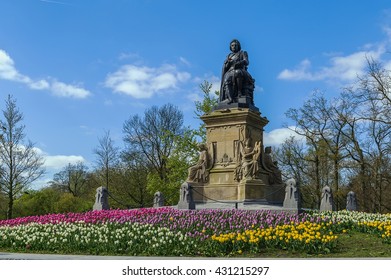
[
  {"x1": 153, "y1": 191, "x2": 164, "y2": 208},
  {"x1": 177, "y1": 182, "x2": 195, "y2": 210},
  {"x1": 220, "y1": 39, "x2": 255, "y2": 104},
  {"x1": 234, "y1": 137, "x2": 261, "y2": 181},
  {"x1": 93, "y1": 186, "x2": 109, "y2": 210},
  {"x1": 187, "y1": 143, "x2": 209, "y2": 183},
  {"x1": 346, "y1": 191, "x2": 357, "y2": 211},
  {"x1": 320, "y1": 185, "x2": 334, "y2": 211},
  {"x1": 283, "y1": 178, "x2": 299, "y2": 209},
  {"x1": 263, "y1": 146, "x2": 283, "y2": 185}
]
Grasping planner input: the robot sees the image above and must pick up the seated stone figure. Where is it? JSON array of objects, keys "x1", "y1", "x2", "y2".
[
  {"x1": 263, "y1": 146, "x2": 283, "y2": 185},
  {"x1": 220, "y1": 39, "x2": 255, "y2": 105},
  {"x1": 234, "y1": 137, "x2": 261, "y2": 181},
  {"x1": 187, "y1": 143, "x2": 209, "y2": 183}
]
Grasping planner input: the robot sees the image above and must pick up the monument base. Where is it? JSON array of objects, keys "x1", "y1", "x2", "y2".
[
  {"x1": 213, "y1": 100, "x2": 259, "y2": 112},
  {"x1": 191, "y1": 180, "x2": 284, "y2": 206},
  {"x1": 264, "y1": 184, "x2": 285, "y2": 205},
  {"x1": 192, "y1": 183, "x2": 238, "y2": 203},
  {"x1": 238, "y1": 178, "x2": 266, "y2": 203}
]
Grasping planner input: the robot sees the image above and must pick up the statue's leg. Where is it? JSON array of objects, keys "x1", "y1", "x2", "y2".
[
  {"x1": 224, "y1": 75, "x2": 233, "y2": 104},
  {"x1": 221, "y1": 73, "x2": 233, "y2": 103},
  {"x1": 237, "y1": 77, "x2": 243, "y2": 97},
  {"x1": 234, "y1": 70, "x2": 244, "y2": 97},
  {"x1": 223, "y1": 85, "x2": 232, "y2": 103}
]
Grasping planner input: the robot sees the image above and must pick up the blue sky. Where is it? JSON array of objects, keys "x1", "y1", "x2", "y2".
[{"x1": 1, "y1": 0, "x2": 391, "y2": 188}]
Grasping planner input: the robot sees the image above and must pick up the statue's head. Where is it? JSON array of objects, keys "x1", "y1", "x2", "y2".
[
  {"x1": 244, "y1": 137, "x2": 252, "y2": 147},
  {"x1": 198, "y1": 143, "x2": 207, "y2": 151},
  {"x1": 265, "y1": 146, "x2": 272, "y2": 153},
  {"x1": 230, "y1": 39, "x2": 241, "y2": 52},
  {"x1": 286, "y1": 178, "x2": 296, "y2": 188}
]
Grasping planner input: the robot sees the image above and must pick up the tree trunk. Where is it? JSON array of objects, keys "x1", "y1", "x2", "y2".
[
  {"x1": 7, "y1": 193, "x2": 13, "y2": 219},
  {"x1": 334, "y1": 157, "x2": 340, "y2": 210}
]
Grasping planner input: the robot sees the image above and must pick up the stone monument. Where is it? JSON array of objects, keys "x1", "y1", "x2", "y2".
[
  {"x1": 283, "y1": 178, "x2": 300, "y2": 211},
  {"x1": 320, "y1": 185, "x2": 334, "y2": 211},
  {"x1": 153, "y1": 191, "x2": 165, "y2": 208},
  {"x1": 178, "y1": 182, "x2": 196, "y2": 210},
  {"x1": 93, "y1": 186, "x2": 109, "y2": 210},
  {"x1": 346, "y1": 191, "x2": 357, "y2": 211},
  {"x1": 182, "y1": 39, "x2": 285, "y2": 206}
]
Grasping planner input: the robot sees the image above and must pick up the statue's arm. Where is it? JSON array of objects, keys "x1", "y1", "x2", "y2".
[
  {"x1": 243, "y1": 51, "x2": 249, "y2": 66},
  {"x1": 235, "y1": 51, "x2": 249, "y2": 68},
  {"x1": 223, "y1": 55, "x2": 232, "y2": 71}
]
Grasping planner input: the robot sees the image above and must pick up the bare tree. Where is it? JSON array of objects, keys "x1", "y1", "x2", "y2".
[
  {"x1": 285, "y1": 92, "x2": 331, "y2": 206},
  {"x1": 339, "y1": 58, "x2": 391, "y2": 212},
  {"x1": 285, "y1": 91, "x2": 350, "y2": 209},
  {"x1": 52, "y1": 162, "x2": 89, "y2": 197},
  {"x1": 93, "y1": 130, "x2": 119, "y2": 190},
  {"x1": 275, "y1": 136, "x2": 308, "y2": 183},
  {"x1": 280, "y1": 58, "x2": 391, "y2": 212},
  {"x1": 112, "y1": 151, "x2": 152, "y2": 208},
  {"x1": 0, "y1": 95, "x2": 45, "y2": 219},
  {"x1": 123, "y1": 104, "x2": 184, "y2": 182}
]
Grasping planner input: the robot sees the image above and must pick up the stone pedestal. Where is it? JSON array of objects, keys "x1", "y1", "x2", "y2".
[
  {"x1": 187, "y1": 107, "x2": 284, "y2": 205},
  {"x1": 179, "y1": 102, "x2": 286, "y2": 208},
  {"x1": 238, "y1": 179, "x2": 267, "y2": 203},
  {"x1": 265, "y1": 184, "x2": 285, "y2": 204}
]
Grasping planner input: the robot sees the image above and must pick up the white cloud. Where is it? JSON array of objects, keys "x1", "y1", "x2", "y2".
[
  {"x1": 29, "y1": 79, "x2": 50, "y2": 90},
  {"x1": 278, "y1": 46, "x2": 385, "y2": 82},
  {"x1": 263, "y1": 126, "x2": 305, "y2": 147},
  {"x1": 51, "y1": 81, "x2": 91, "y2": 99},
  {"x1": 278, "y1": 59, "x2": 315, "y2": 81},
  {"x1": 0, "y1": 48, "x2": 91, "y2": 99},
  {"x1": 105, "y1": 64, "x2": 191, "y2": 99},
  {"x1": 0, "y1": 49, "x2": 32, "y2": 83},
  {"x1": 43, "y1": 155, "x2": 86, "y2": 170},
  {"x1": 33, "y1": 146, "x2": 86, "y2": 170},
  {"x1": 29, "y1": 147, "x2": 87, "y2": 189},
  {"x1": 179, "y1": 56, "x2": 191, "y2": 66}
]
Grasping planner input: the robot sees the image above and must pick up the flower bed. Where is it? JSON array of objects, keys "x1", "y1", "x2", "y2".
[
  {"x1": 0, "y1": 208, "x2": 390, "y2": 256},
  {"x1": 310, "y1": 210, "x2": 391, "y2": 244}
]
